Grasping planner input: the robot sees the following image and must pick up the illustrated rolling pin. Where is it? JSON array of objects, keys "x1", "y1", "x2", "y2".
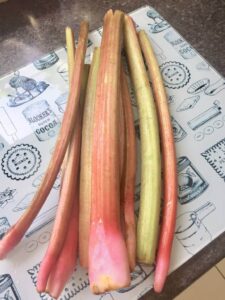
[
  {"x1": 175, "y1": 202, "x2": 215, "y2": 255},
  {"x1": 188, "y1": 101, "x2": 221, "y2": 130}
]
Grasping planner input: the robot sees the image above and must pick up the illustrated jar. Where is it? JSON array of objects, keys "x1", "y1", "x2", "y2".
[
  {"x1": 164, "y1": 31, "x2": 196, "y2": 59},
  {"x1": 177, "y1": 156, "x2": 208, "y2": 204},
  {"x1": 175, "y1": 202, "x2": 215, "y2": 255},
  {"x1": 0, "y1": 274, "x2": 21, "y2": 300},
  {"x1": 22, "y1": 100, "x2": 61, "y2": 141}
]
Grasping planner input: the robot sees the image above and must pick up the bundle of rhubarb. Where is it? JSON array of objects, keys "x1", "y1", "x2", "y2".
[{"x1": 0, "y1": 9, "x2": 177, "y2": 298}]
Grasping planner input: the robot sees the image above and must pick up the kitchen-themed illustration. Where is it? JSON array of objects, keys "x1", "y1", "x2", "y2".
[
  {"x1": 0, "y1": 5, "x2": 225, "y2": 300},
  {"x1": 177, "y1": 156, "x2": 208, "y2": 204},
  {"x1": 175, "y1": 202, "x2": 215, "y2": 255},
  {"x1": 7, "y1": 72, "x2": 49, "y2": 107},
  {"x1": 0, "y1": 274, "x2": 21, "y2": 300}
]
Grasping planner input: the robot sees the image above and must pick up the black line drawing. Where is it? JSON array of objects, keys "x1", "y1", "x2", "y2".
[
  {"x1": 0, "y1": 274, "x2": 21, "y2": 300},
  {"x1": 27, "y1": 263, "x2": 89, "y2": 300},
  {"x1": 26, "y1": 205, "x2": 58, "y2": 237},
  {"x1": 160, "y1": 61, "x2": 191, "y2": 89},
  {"x1": 164, "y1": 31, "x2": 196, "y2": 59},
  {"x1": 99, "y1": 264, "x2": 154, "y2": 298},
  {"x1": 175, "y1": 202, "x2": 215, "y2": 255},
  {"x1": 13, "y1": 192, "x2": 35, "y2": 212},
  {"x1": 55, "y1": 93, "x2": 68, "y2": 113},
  {"x1": 171, "y1": 116, "x2": 187, "y2": 142},
  {"x1": 57, "y1": 63, "x2": 68, "y2": 82},
  {"x1": 22, "y1": 100, "x2": 61, "y2": 142},
  {"x1": 187, "y1": 101, "x2": 221, "y2": 130},
  {"x1": 146, "y1": 9, "x2": 170, "y2": 33},
  {"x1": 33, "y1": 52, "x2": 59, "y2": 70},
  {"x1": 25, "y1": 240, "x2": 38, "y2": 253},
  {"x1": 177, "y1": 156, "x2": 208, "y2": 204},
  {"x1": 168, "y1": 95, "x2": 175, "y2": 104},
  {"x1": 0, "y1": 188, "x2": 16, "y2": 208},
  {"x1": 194, "y1": 115, "x2": 225, "y2": 141},
  {"x1": 33, "y1": 171, "x2": 61, "y2": 190},
  {"x1": 194, "y1": 131, "x2": 204, "y2": 142},
  {"x1": 0, "y1": 217, "x2": 10, "y2": 240},
  {"x1": 196, "y1": 61, "x2": 210, "y2": 71},
  {"x1": 25, "y1": 231, "x2": 51, "y2": 253},
  {"x1": 203, "y1": 125, "x2": 214, "y2": 135},
  {"x1": 213, "y1": 118, "x2": 224, "y2": 129},
  {"x1": 204, "y1": 78, "x2": 225, "y2": 96},
  {"x1": 201, "y1": 137, "x2": 225, "y2": 181},
  {"x1": 187, "y1": 78, "x2": 210, "y2": 94},
  {"x1": 176, "y1": 95, "x2": 200, "y2": 112},
  {"x1": 0, "y1": 107, "x2": 18, "y2": 142},
  {"x1": 117, "y1": 264, "x2": 154, "y2": 293},
  {"x1": 0, "y1": 143, "x2": 4, "y2": 152},
  {"x1": 7, "y1": 72, "x2": 49, "y2": 107},
  {"x1": 1, "y1": 144, "x2": 41, "y2": 181}
]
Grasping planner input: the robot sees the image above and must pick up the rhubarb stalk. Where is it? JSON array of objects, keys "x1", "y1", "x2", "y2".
[
  {"x1": 37, "y1": 23, "x2": 89, "y2": 293},
  {"x1": 89, "y1": 10, "x2": 130, "y2": 294},
  {"x1": 138, "y1": 30, "x2": 177, "y2": 293},
  {"x1": 0, "y1": 21, "x2": 89, "y2": 260},
  {"x1": 124, "y1": 16, "x2": 161, "y2": 265},
  {"x1": 46, "y1": 180, "x2": 79, "y2": 299},
  {"x1": 66, "y1": 26, "x2": 76, "y2": 83},
  {"x1": 120, "y1": 67, "x2": 137, "y2": 271},
  {"x1": 79, "y1": 47, "x2": 100, "y2": 268}
]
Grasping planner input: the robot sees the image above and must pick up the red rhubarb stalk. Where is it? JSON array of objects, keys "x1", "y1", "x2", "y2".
[
  {"x1": 0, "y1": 21, "x2": 89, "y2": 260},
  {"x1": 120, "y1": 67, "x2": 137, "y2": 271},
  {"x1": 89, "y1": 10, "x2": 130, "y2": 294},
  {"x1": 37, "y1": 23, "x2": 89, "y2": 293},
  {"x1": 138, "y1": 30, "x2": 177, "y2": 293},
  {"x1": 79, "y1": 47, "x2": 100, "y2": 268}
]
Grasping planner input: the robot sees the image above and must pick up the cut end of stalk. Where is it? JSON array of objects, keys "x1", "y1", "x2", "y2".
[
  {"x1": 154, "y1": 259, "x2": 169, "y2": 293},
  {"x1": 91, "y1": 275, "x2": 121, "y2": 294},
  {"x1": 89, "y1": 222, "x2": 130, "y2": 294}
]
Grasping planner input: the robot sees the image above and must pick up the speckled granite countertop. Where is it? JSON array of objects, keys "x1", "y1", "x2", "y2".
[{"x1": 0, "y1": 1, "x2": 225, "y2": 299}]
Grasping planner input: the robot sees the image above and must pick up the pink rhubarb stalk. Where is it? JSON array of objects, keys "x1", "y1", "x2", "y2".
[
  {"x1": 37, "y1": 23, "x2": 89, "y2": 293},
  {"x1": 138, "y1": 30, "x2": 177, "y2": 293},
  {"x1": 0, "y1": 21, "x2": 89, "y2": 260},
  {"x1": 89, "y1": 9, "x2": 130, "y2": 294},
  {"x1": 46, "y1": 178, "x2": 79, "y2": 299}
]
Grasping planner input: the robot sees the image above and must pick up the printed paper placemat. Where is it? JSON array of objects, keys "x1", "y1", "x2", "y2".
[{"x1": 0, "y1": 5, "x2": 224, "y2": 300}]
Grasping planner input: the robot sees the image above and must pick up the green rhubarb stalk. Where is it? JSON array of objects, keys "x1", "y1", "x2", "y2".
[
  {"x1": 138, "y1": 30, "x2": 177, "y2": 293},
  {"x1": 65, "y1": 26, "x2": 76, "y2": 84},
  {"x1": 79, "y1": 47, "x2": 100, "y2": 268},
  {"x1": 124, "y1": 15, "x2": 161, "y2": 264},
  {"x1": 89, "y1": 9, "x2": 130, "y2": 294}
]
